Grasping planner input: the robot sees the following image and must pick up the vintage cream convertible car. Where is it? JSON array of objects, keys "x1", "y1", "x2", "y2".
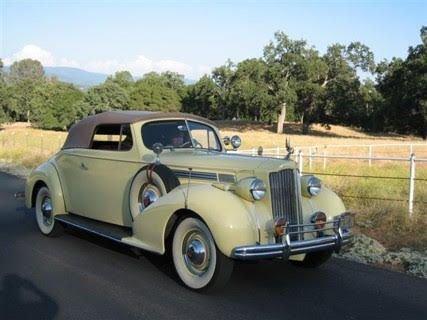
[{"x1": 25, "y1": 111, "x2": 352, "y2": 291}]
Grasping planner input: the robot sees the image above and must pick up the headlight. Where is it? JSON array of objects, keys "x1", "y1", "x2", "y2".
[
  {"x1": 235, "y1": 177, "x2": 266, "y2": 201},
  {"x1": 301, "y1": 175, "x2": 322, "y2": 197},
  {"x1": 307, "y1": 176, "x2": 322, "y2": 196},
  {"x1": 250, "y1": 178, "x2": 266, "y2": 200}
]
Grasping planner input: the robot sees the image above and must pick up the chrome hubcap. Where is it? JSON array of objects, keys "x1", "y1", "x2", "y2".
[
  {"x1": 183, "y1": 231, "x2": 210, "y2": 275},
  {"x1": 138, "y1": 184, "x2": 161, "y2": 212},
  {"x1": 41, "y1": 196, "x2": 53, "y2": 226}
]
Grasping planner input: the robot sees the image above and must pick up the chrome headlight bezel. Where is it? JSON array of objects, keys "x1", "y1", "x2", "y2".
[
  {"x1": 249, "y1": 178, "x2": 266, "y2": 201},
  {"x1": 301, "y1": 175, "x2": 322, "y2": 197},
  {"x1": 307, "y1": 176, "x2": 322, "y2": 196},
  {"x1": 235, "y1": 177, "x2": 267, "y2": 202}
]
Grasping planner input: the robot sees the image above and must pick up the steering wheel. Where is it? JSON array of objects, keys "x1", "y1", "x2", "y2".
[
  {"x1": 192, "y1": 139, "x2": 203, "y2": 149},
  {"x1": 178, "y1": 140, "x2": 193, "y2": 148}
]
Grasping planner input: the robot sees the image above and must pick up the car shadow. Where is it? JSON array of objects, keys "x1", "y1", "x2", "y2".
[{"x1": 0, "y1": 274, "x2": 59, "y2": 320}]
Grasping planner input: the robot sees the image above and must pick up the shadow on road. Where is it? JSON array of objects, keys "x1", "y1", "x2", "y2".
[{"x1": 0, "y1": 274, "x2": 58, "y2": 320}]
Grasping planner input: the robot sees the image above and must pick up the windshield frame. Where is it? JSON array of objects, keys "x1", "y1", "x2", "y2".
[{"x1": 141, "y1": 119, "x2": 223, "y2": 152}]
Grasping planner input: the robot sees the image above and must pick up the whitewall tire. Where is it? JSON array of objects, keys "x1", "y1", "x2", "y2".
[
  {"x1": 35, "y1": 187, "x2": 63, "y2": 237},
  {"x1": 129, "y1": 165, "x2": 180, "y2": 219},
  {"x1": 172, "y1": 217, "x2": 233, "y2": 291}
]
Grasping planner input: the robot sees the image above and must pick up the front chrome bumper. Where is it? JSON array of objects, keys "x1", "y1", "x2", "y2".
[{"x1": 231, "y1": 216, "x2": 353, "y2": 260}]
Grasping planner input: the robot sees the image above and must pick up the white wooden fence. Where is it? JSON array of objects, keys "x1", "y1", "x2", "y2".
[{"x1": 235, "y1": 143, "x2": 427, "y2": 216}]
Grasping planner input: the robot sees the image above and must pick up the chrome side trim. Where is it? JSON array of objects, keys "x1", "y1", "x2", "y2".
[
  {"x1": 173, "y1": 170, "x2": 218, "y2": 181},
  {"x1": 218, "y1": 173, "x2": 236, "y2": 183}
]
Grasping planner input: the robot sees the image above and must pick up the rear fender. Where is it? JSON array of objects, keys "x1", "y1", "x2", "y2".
[{"x1": 25, "y1": 161, "x2": 66, "y2": 216}]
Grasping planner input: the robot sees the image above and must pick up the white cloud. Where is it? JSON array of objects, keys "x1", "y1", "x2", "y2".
[
  {"x1": 86, "y1": 55, "x2": 193, "y2": 77},
  {"x1": 4, "y1": 44, "x2": 56, "y2": 66},
  {"x1": 4, "y1": 44, "x2": 208, "y2": 79}
]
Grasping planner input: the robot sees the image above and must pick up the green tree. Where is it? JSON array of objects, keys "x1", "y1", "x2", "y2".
[
  {"x1": 84, "y1": 81, "x2": 131, "y2": 114},
  {"x1": 130, "y1": 74, "x2": 182, "y2": 112},
  {"x1": 376, "y1": 26, "x2": 427, "y2": 138},
  {"x1": 263, "y1": 32, "x2": 308, "y2": 133},
  {"x1": 264, "y1": 32, "x2": 331, "y2": 133},
  {"x1": 106, "y1": 71, "x2": 134, "y2": 91},
  {"x1": 8, "y1": 59, "x2": 44, "y2": 83},
  {"x1": 212, "y1": 60, "x2": 235, "y2": 119},
  {"x1": 31, "y1": 80, "x2": 84, "y2": 130},
  {"x1": 228, "y1": 59, "x2": 273, "y2": 121},
  {"x1": 182, "y1": 75, "x2": 217, "y2": 118},
  {"x1": 0, "y1": 59, "x2": 9, "y2": 123},
  {"x1": 7, "y1": 59, "x2": 47, "y2": 122}
]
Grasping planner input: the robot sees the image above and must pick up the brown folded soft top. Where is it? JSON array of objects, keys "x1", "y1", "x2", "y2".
[{"x1": 62, "y1": 111, "x2": 214, "y2": 149}]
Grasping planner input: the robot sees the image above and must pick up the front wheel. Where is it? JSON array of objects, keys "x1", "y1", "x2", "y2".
[
  {"x1": 290, "y1": 250, "x2": 333, "y2": 268},
  {"x1": 172, "y1": 217, "x2": 233, "y2": 291},
  {"x1": 35, "y1": 187, "x2": 63, "y2": 237}
]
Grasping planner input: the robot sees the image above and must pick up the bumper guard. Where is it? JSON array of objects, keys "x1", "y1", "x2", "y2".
[{"x1": 231, "y1": 215, "x2": 353, "y2": 260}]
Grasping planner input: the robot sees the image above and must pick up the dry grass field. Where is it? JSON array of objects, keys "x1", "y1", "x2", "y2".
[
  {"x1": 1, "y1": 121, "x2": 426, "y2": 250},
  {"x1": 218, "y1": 120, "x2": 427, "y2": 158}
]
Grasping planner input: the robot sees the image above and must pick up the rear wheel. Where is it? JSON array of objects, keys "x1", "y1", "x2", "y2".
[
  {"x1": 172, "y1": 217, "x2": 233, "y2": 291},
  {"x1": 290, "y1": 250, "x2": 333, "y2": 268},
  {"x1": 35, "y1": 187, "x2": 63, "y2": 237}
]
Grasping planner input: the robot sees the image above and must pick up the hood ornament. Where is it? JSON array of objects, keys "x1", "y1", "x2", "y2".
[{"x1": 284, "y1": 138, "x2": 294, "y2": 160}]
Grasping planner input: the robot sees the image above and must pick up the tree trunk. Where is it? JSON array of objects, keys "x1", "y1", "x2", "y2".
[
  {"x1": 302, "y1": 122, "x2": 310, "y2": 134},
  {"x1": 300, "y1": 114, "x2": 310, "y2": 134},
  {"x1": 276, "y1": 102, "x2": 287, "y2": 134}
]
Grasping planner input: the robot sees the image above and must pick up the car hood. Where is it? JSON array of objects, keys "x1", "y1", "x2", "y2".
[{"x1": 151, "y1": 149, "x2": 296, "y2": 174}]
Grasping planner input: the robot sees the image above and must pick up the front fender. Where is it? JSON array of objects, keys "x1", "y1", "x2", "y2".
[
  {"x1": 132, "y1": 184, "x2": 258, "y2": 256},
  {"x1": 25, "y1": 160, "x2": 66, "y2": 216},
  {"x1": 301, "y1": 186, "x2": 346, "y2": 221}
]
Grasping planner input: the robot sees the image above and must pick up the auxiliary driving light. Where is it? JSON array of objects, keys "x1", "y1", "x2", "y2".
[{"x1": 274, "y1": 217, "x2": 287, "y2": 237}]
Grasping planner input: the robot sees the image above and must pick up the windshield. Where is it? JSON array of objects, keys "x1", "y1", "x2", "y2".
[{"x1": 141, "y1": 120, "x2": 222, "y2": 151}]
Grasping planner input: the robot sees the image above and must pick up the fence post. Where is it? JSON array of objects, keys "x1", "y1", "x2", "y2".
[
  {"x1": 276, "y1": 146, "x2": 280, "y2": 158},
  {"x1": 368, "y1": 145, "x2": 372, "y2": 167},
  {"x1": 323, "y1": 146, "x2": 327, "y2": 170},
  {"x1": 251, "y1": 148, "x2": 256, "y2": 156},
  {"x1": 298, "y1": 150, "x2": 303, "y2": 175},
  {"x1": 40, "y1": 134, "x2": 44, "y2": 154},
  {"x1": 408, "y1": 153, "x2": 416, "y2": 216}
]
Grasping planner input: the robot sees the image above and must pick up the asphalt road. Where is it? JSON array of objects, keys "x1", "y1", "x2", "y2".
[{"x1": 0, "y1": 171, "x2": 426, "y2": 320}]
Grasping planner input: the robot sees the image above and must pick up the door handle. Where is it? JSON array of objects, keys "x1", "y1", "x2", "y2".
[{"x1": 80, "y1": 162, "x2": 88, "y2": 170}]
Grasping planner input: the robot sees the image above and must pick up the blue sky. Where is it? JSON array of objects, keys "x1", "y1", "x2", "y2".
[{"x1": 1, "y1": 0, "x2": 426, "y2": 78}]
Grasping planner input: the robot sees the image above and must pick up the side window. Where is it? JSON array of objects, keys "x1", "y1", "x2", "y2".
[
  {"x1": 91, "y1": 124, "x2": 133, "y2": 151},
  {"x1": 188, "y1": 121, "x2": 221, "y2": 151}
]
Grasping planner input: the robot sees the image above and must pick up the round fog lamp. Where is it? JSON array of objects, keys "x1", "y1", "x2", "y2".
[
  {"x1": 274, "y1": 217, "x2": 287, "y2": 237},
  {"x1": 311, "y1": 211, "x2": 327, "y2": 230}
]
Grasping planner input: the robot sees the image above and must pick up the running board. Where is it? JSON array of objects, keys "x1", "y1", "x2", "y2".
[{"x1": 55, "y1": 214, "x2": 132, "y2": 242}]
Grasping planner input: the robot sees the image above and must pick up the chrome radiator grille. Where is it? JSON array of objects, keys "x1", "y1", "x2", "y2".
[{"x1": 269, "y1": 169, "x2": 303, "y2": 226}]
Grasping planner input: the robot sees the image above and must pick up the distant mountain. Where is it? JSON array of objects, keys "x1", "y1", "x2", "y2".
[
  {"x1": 4, "y1": 65, "x2": 197, "y2": 88},
  {"x1": 44, "y1": 67, "x2": 108, "y2": 88}
]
